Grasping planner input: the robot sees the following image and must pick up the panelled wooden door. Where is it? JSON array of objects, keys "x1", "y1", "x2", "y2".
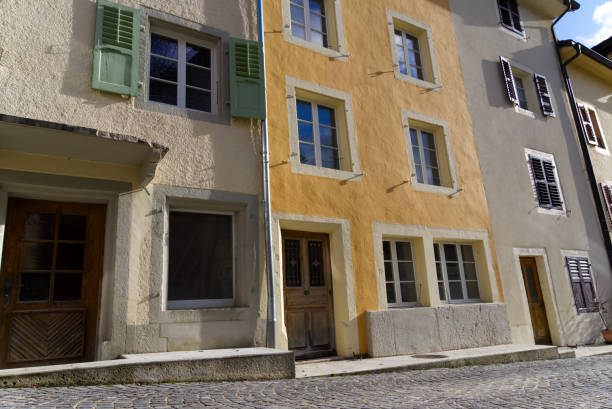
[
  {"x1": 519, "y1": 257, "x2": 552, "y2": 345},
  {"x1": 0, "y1": 199, "x2": 106, "y2": 368},
  {"x1": 282, "y1": 231, "x2": 335, "y2": 359}
]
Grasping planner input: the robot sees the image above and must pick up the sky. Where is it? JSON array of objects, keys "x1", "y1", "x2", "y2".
[{"x1": 555, "y1": 0, "x2": 612, "y2": 46}]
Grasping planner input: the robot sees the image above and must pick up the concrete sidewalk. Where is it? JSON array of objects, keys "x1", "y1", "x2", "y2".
[{"x1": 296, "y1": 344, "x2": 559, "y2": 378}]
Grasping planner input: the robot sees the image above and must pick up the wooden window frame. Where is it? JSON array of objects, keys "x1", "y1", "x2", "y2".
[
  {"x1": 395, "y1": 29, "x2": 424, "y2": 81},
  {"x1": 166, "y1": 209, "x2": 235, "y2": 310},
  {"x1": 383, "y1": 240, "x2": 418, "y2": 307},
  {"x1": 148, "y1": 27, "x2": 217, "y2": 115},
  {"x1": 296, "y1": 99, "x2": 341, "y2": 170},
  {"x1": 410, "y1": 128, "x2": 441, "y2": 187},
  {"x1": 289, "y1": 0, "x2": 329, "y2": 48},
  {"x1": 434, "y1": 243, "x2": 481, "y2": 304},
  {"x1": 497, "y1": 0, "x2": 524, "y2": 36}
]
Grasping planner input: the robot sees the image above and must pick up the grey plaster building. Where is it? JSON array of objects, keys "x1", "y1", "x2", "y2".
[{"x1": 451, "y1": 0, "x2": 611, "y2": 346}]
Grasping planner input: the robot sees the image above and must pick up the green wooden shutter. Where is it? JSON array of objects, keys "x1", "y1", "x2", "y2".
[
  {"x1": 91, "y1": 0, "x2": 140, "y2": 96},
  {"x1": 229, "y1": 38, "x2": 265, "y2": 120}
]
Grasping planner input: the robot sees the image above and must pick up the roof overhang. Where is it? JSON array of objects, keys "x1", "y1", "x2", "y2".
[
  {"x1": 0, "y1": 114, "x2": 168, "y2": 187},
  {"x1": 559, "y1": 40, "x2": 612, "y2": 85},
  {"x1": 523, "y1": 0, "x2": 578, "y2": 19}
]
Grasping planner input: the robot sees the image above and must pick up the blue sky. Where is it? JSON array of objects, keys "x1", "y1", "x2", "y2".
[{"x1": 555, "y1": 0, "x2": 612, "y2": 46}]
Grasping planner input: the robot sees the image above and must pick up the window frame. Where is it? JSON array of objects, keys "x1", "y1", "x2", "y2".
[
  {"x1": 524, "y1": 149, "x2": 566, "y2": 215},
  {"x1": 394, "y1": 29, "x2": 424, "y2": 81},
  {"x1": 289, "y1": 0, "x2": 329, "y2": 48},
  {"x1": 383, "y1": 240, "x2": 419, "y2": 307},
  {"x1": 296, "y1": 99, "x2": 341, "y2": 170},
  {"x1": 434, "y1": 242, "x2": 481, "y2": 304},
  {"x1": 410, "y1": 128, "x2": 441, "y2": 186},
  {"x1": 166, "y1": 208, "x2": 236, "y2": 310},
  {"x1": 496, "y1": 0, "x2": 525, "y2": 37},
  {"x1": 147, "y1": 27, "x2": 217, "y2": 115}
]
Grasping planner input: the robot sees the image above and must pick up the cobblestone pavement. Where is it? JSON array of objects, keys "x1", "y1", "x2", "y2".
[{"x1": 0, "y1": 355, "x2": 611, "y2": 409}]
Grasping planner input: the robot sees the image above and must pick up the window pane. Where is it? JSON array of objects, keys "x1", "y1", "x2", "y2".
[
  {"x1": 461, "y1": 245, "x2": 475, "y2": 262},
  {"x1": 59, "y1": 215, "x2": 86, "y2": 241},
  {"x1": 284, "y1": 239, "x2": 301, "y2": 287},
  {"x1": 319, "y1": 126, "x2": 337, "y2": 147},
  {"x1": 168, "y1": 212, "x2": 233, "y2": 302},
  {"x1": 186, "y1": 65, "x2": 211, "y2": 90},
  {"x1": 399, "y1": 60, "x2": 407, "y2": 76},
  {"x1": 401, "y1": 282, "x2": 417, "y2": 303},
  {"x1": 290, "y1": 4, "x2": 305, "y2": 24},
  {"x1": 415, "y1": 164, "x2": 424, "y2": 184},
  {"x1": 310, "y1": 13, "x2": 324, "y2": 32},
  {"x1": 299, "y1": 142, "x2": 316, "y2": 165},
  {"x1": 151, "y1": 34, "x2": 178, "y2": 59},
  {"x1": 410, "y1": 129, "x2": 418, "y2": 146},
  {"x1": 317, "y1": 106, "x2": 335, "y2": 127},
  {"x1": 412, "y1": 147, "x2": 422, "y2": 165},
  {"x1": 56, "y1": 243, "x2": 85, "y2": 270},
  {"x1": 394, "y1": 30, "x2": 403, "y2": 45},
  {"x1": 150, "y1": 56, "x2": 178, "y2": 82},
  {"x1": 466, "y1": 281, "x2": 480, "y2": 299},
  {"x1": 310, "y1": 30, "x2": 327, "y2": 47},
  {"x1": 291, "y1": 24, "x2": 306, "y2": 40},
  {"x1": 436, "y1": 262, "x2": 443, "y2": 280},
  {"x1": 397, "y1": 44, "x2": 406, "y2": 60},
  {"x1": 386, "y1": 283, "x2": 396, "y2": 304},
  {"x1": 433, "y1": 243, "x2": 440, "y2": 261},
  {"x1": 321, "y1": 147, "x2": 340, "y2": 169},
  {"x1": 22, "y1": 243, "x2": 53, "y2": 270},
  {"x1": 464, "y1": 263, "x2": 478, "y2": 281},
  {"x1": 384, "y1": 261, "x2": 394, "y2": 281},
  {"x1": 149, "y1": 80, "x2": 177, "y2": 105},
  {"x1": 449, "y1": 282, "x2": 464, "y2": 300},
  {"x1": 186, "y1": 44, "x2": 211, "y2": 68},
  {"x1": 24, "y1": 213, "x2": 56, "y2": 240},
  {"x1": 53, "y1": 273, "x2": 82, "y2": 302},
  {"x1": 421, "y1": 132, "x2": 435, "y2": 149},
  {"x1": 407, "y1": 49, "x2": 418, "y2": 66},
  {"x1": 398, "y1": 262, "x2": 414, "y2": 282},
  {"x1": 291, "y1": 0, "x2": 304, "y2": 6},
  {"x1": 424, "y1": 149, "x2": 438, "y2": 167},
  {"x1": 186, "y1": 87, "x2": 212, "y2": 112},
  {"x1": 443, "y1": 244, "x2": 458, "y2": 261},
  {"x1": 297, "y1": 101, "x2": 312, "y2": 121},
  {"x1": 404, "y1": 34, "x2": 419, "y2": 51},
  {"x1": 410, "y1": 66, "x2": 422, "y2": 80},
  {"x1": 438, "y1": 282, "x2": 446, "y2": 301},
  {"x1": 383, "y1": 241, "x2": 392, "y2": 260},
  {"x1": 395, "y1": 242, "x2": 412, "y2": 261},
  {"x1": 308, "y1": 241, "x2": 325, "y2": 287},
  {"x1": 309, "y1": 0, "x2": 324, "y2": 15},
  {"x1": 298, "y1": 121, "x2": 314, "y2": 143},
  {"x1": 19, "y1": 273, "x2": 50, "y2": 302},
  {"x1": 425, "y1": 166, "x2": 440, "y2": 186},
  {"x1": 446, "y1": 263, "x2": 460, "y2": 281}
]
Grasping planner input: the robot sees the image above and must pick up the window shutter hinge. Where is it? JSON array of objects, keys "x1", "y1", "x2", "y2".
[
  {"x1": 138, "y1": 81, "x2": 143, "y2": 87},
  {"x1": 140, "y1": 25, "x2": 146, "y2": 32}
]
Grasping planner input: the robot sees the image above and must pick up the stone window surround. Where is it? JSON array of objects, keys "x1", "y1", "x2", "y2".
[
  {"x1": 524, "y1": 148, "x2": 566, "y2": 216},
  {"x1": 386, "y1": 9, "x2": 441, "y2": 90},
  {"x1": 135, "y1": 7, "x2": 231, "y2": 125},
  {"x1": 281, "y1": 0, "x2": 348, "y2": 61},
  {"x1": 286, "y1": 76, "x2": 361, "y2": 181},
  {"x1": 149, "y1": 185, "x2": 260, "y2": 325},
  {"x1": 402, "y1": 109, "x2": 459, "y2": 195},
  {"x1": 372, "y1": 223, "x2": 500, "y2": 311},
  {"x1": 493, "y1": 0, "x2": 527, "y2": 41}
]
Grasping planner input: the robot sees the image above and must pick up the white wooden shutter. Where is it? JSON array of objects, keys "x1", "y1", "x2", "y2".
[
  {"x1": 578, "y1": 104, "x2": 597, "y2": 145},
  {"x1": 499, "y1": 57, "x2": 518, "y2": 105},
  {"x1": 533, "y1": 74, "x2": 555, "y2": 117}
]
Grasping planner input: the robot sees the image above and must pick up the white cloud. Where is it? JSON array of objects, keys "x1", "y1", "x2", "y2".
[{"x1": 577, "y1": 1, "x2": 612, "y2": 46}]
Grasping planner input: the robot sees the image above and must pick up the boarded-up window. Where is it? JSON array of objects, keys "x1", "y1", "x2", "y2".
[{"x1": 565, "y1": 256, "x2": 598, "y2": 313}]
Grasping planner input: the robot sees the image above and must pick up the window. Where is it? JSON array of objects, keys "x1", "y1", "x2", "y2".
[
  {"x1": 148, "y1": 31, "x2": 216, "y2": 113},
  {"x1": 387, "y1": 9, "x2": 440, "y2": 88},
  {"x1": 565, "y1": 257, "x2": 597, "y2": 313},
  {"x1": 528, "y1": 154, "x2": 563, "y2": 210},
  {"x1": 410, "y1": 128, "x2": 440, "y2": 186},
  {"x1": 167, "y1": 211, "x2": 234, "y2": 309},
  {"x1": 434, "y1": 243, "x2": 480, "y2": 302},
  {"x1": 394, "y1": 30, "x2": 423, "y2": 80},
  {"x1": 383, "y1": 240, "x2": 418, "y2": 306},
  {"x1": 290, "y1": 0, "x2": 328, "y2": 48},
  {"x1": 499, "y1": 57, "x2": 555, "y2": 117},
  {"x1": 601, "y1": 183, "x2": 612, "y2": 225},
  {"x1": 578, "y1": 103, "x2": 607, "y2": 150},
  {"x1": 497, "y1": 0, "x2": 523, "y2": 35},
  {"x1": 297, "y1": 100, "x2": 340, "y2": 169}
]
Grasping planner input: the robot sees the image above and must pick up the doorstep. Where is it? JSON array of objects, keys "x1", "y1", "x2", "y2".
[
  {"x1": 0, "y1": 348, "x2": 294, "y2": 387},
  {"x1": 295, "y1": 344, "x2": 559, "y2": 378},
  {"x1": 560, "y1": 343, "x2": 612, "y2": 358}
]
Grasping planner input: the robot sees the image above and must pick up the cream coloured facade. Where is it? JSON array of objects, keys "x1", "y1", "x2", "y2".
[{"x1": 0, "y1": 0, "x2": 268, "y2": 368}]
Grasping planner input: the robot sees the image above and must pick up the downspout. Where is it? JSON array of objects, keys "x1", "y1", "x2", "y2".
[
  {"x1": 257, "y1": 0, "x2": 277, "y2": 348},
  {"x1": 551, "y1": 4, "x2": 612, "y2": 270}
]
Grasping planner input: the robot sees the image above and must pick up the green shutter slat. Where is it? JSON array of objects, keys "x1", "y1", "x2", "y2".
[
  {"x1": 91, "y1": 0, "x2": 140, "y2": 96},
  {"x1": 229, "y1": 37, "x2": 266, "y2": 120}
]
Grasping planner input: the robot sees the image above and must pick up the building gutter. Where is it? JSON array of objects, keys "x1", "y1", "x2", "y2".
[
  {"x1": 551, "y1": 4, "x2": 612, "y2": 270},
  {"x1": 257, "y1": 0, "x2": 276, "y2": 348}
]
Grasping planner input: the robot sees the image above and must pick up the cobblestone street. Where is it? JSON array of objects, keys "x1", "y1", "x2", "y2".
[{"x1": 0, "y1": 355, "x2": 611, "y2": 409}]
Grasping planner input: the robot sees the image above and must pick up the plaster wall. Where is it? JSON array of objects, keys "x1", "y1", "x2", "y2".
[
  {"x1": 263, "y1": 0, "x2": 503, "y2": 354},
  {"x1": 450, "y1": 0, "x2": 610, "y2": 345},
  {"x1": 0, "y1": 0, "x2": 267, "y2": 359}
]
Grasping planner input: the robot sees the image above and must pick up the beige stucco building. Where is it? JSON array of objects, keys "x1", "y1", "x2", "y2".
[
  {"x1": 0, "y1": 0, "x2": 268, "y2": 368},
  {"x1": 451, "y1": 0, "x2": 611, "y2": 347}
]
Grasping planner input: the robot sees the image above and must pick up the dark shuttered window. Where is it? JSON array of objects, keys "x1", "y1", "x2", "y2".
[
  {"x1": 497, "y1": 0, "x2": 523, "y2": 34},
  {"x1": 601, "y1": 183, "x2": 612, "y2": 225},
  {"x1": 529, "y1": 155, "x2": 563, "y2": 210},
  {"x1": 566, "y1": 257, "x2": 598, "y2": 313},
  {"x1": 533, "y1": 74, "x2": 555, "y2": 117}
]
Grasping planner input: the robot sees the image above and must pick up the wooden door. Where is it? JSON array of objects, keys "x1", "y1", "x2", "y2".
[
  {"x1": 0, "y1": 199, "x2": 106, "y2": 368},
  {"x1": 282, "y1": 231, "x2": 335, "y2": 360},
  {"x1": 519, "y1": 257, "x2": 551, "y2": 345}
]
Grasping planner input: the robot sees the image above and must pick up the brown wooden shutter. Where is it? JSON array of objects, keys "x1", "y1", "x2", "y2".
[
  {"x1": 578, "y1": 104, "x2": 598, "y2": 145},
  {"x1": 566, "y1": 257, "x2": 597, "y2": 313},
  {"x1": 530, "y1": 156, "x2": 562, "y2": 210},
  {"x1": 533, "y1": 74, "x2": 555, "y2": 117},
  {"x1": 601, "y1": 183, "x2": 612, "y2": 225},
  {"x1": 499, "y1": 57, "x2": 518, "y2": 105},
  {"x1": 542, "y1": 161, "x2": 562, "y2": 209}
]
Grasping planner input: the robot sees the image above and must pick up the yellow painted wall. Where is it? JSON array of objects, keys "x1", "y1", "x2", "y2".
[{"x1": 264, "y1": 0, "x2": 502, "y2": 352}]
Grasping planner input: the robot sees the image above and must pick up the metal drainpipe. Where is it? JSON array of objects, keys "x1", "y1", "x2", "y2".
[
  {"x1": 551, "y1": 6, "x2": 612, "y2": 270},
  {"x1": 257, "y1": 0, "x2": 277, "y2": 348}
]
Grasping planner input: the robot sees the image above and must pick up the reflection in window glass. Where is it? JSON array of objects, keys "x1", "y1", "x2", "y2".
[
  {"x1": 383, "y1": 240, "x2": 418, "y2": 306},
  {"x1": 411, "y1": 128, "x2": 440, "y2": 186},
  {"x1": 395, "y1": 29, "x2": 423, "y2": 80},
  {"x1": 435, "y1": 243, "x2": 480, "y2": 302}
]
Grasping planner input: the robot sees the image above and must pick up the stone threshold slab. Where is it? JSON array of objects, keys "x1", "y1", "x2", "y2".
[
  {"x1": 296, "y1": 344, "x2": 559, "y2": 378},
  {"x1": 0, "y1": 348, "x2": 294, "y2": 387}
]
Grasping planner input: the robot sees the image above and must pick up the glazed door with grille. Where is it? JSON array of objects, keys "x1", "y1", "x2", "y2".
[
  {"x1": 282, "y1": 231, "x2": 334, "y2": 360},
  {"x1": 0, "y1": 199, "x2": 106, "y2": 368}
]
